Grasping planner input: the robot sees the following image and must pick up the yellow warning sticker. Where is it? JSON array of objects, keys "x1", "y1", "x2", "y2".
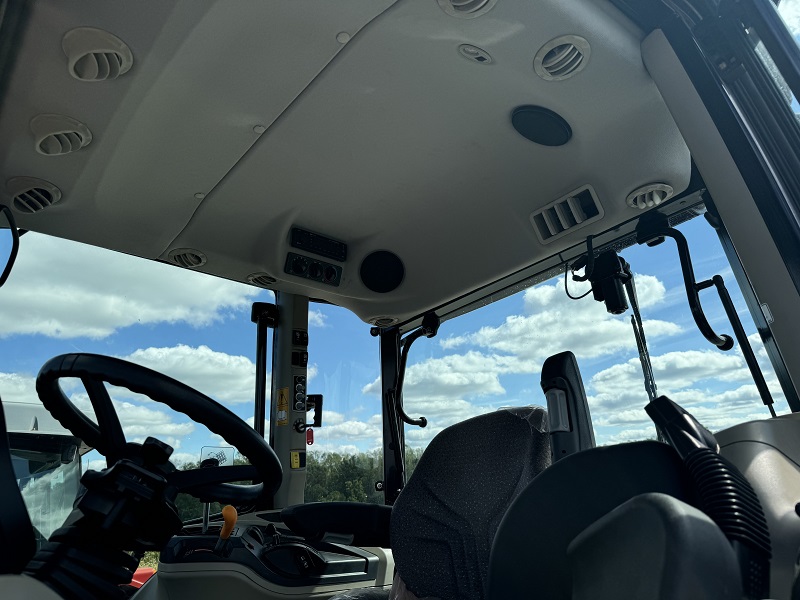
[
  {"x1": 290, "y1": 451, "x2": 300, "y2": 469},
  {"x1": 277, "y1": 387, "x2": 289, "y2": 426}
]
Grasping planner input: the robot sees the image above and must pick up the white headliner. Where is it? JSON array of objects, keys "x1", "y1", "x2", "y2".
[{"x1": 0, "y1": 0, "x2": 691, "y2": 324}]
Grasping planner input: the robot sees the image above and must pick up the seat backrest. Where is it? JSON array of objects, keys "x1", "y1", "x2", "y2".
[
  {"x1": 390, "y1": 406, "x2": 550, "y2": 600},
  {"x1": 0, "y1": 398, "x2": 36, "y2": 574}
]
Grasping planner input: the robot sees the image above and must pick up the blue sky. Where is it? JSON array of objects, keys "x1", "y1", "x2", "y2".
[{"x1": 0, "y1": 210, "x2": 787, "y2": 473}]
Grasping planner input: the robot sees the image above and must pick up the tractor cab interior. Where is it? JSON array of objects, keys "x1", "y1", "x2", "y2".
[{"x1": 2, "y1": 0, "x2": 800, "y2": 599}]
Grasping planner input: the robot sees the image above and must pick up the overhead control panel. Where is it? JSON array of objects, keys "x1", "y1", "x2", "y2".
[{"x1": 284, "y1": 252, "x2": 342, "y2": 287}]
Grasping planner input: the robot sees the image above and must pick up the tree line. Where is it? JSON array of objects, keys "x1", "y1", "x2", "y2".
[{"x1": 175, "y1": 447, "x2": 425, "y2": 520}]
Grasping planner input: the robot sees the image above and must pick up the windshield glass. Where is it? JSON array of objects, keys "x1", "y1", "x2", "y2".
[{"x1": 0, "y1": 211, "x2": 788, "y2": 511}]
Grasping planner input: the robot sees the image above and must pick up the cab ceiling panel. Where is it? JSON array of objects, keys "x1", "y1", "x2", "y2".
[
  {"x1": 167, "y1": 0, "x2": 691, "y2": 323},
  {"x1": 0, "y1": 0, "x2": 397, "y2": 255}
]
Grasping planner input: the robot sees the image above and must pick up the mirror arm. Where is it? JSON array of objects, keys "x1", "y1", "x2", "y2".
[{"x1": 0, "y1": 206, "x2": 19, "y2": 288}]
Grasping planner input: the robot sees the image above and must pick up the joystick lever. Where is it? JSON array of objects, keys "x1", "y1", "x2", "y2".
[{"x1": 214, "y1": 505, "x2": 238, "y2": 556}]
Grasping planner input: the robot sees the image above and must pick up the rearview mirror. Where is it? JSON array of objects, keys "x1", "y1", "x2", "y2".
[{"x1": 0, "y1": 205, "x2": 19, "y2": 288}]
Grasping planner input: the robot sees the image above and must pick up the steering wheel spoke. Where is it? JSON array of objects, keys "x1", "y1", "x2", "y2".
[{"x1": 81, "y1": 376, "x2": 126, "y2": 462}]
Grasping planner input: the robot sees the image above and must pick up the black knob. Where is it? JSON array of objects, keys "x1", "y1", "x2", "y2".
[
  {"x1": 291, "y1": 258, "x2": 307, "y2": 275},
  {"x1": 308, "y1": 263, "x2": 323, "y2": 279}
]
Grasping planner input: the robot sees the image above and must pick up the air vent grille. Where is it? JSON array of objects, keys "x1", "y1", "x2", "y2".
[
  {"x1": 534, "y1": 36, "x2": 590, "y2": 81},
  {"x1": 31, "y1": 114, "x2": 93, "y2": 156},
  {"x1": 437, "y1": 0, "x2": 497, "y2": 18},
  {"x1": 40, "y1": 132, "x2": 83, "y2": 155},
  {"x1": 168, "y1": 249, "x2": 207, "y2": 269},
  {"x1": 370, "y1": 317, "x2": 398, "y2": 327},
  {"x1": 74, "y1": 52, "x2": 125, "y2": 81},
  {"x1": 543, "y1": 45, "x2": 583, "y2": 78},
  {"x1": 248, "y1": 273, "x2": 277, "y2": 287},
  {"x1": 626, "y1": 183, "x2": 674, "y2": 210},
  {"x1": 530, "y1": 185, "x2": 603, "y2": 244},
  {"x1": 14, "y1": 189, "x2": 56, "y2": 213},
  {"x1": 62, "y1": 27, "x2": 133, "y2": 82},
  {"x1": 6, "y1": 177, "x2": 62, "y2": 214},
  {"x1": 449, "y1": 0, "x2": 490, "y2": 13}
]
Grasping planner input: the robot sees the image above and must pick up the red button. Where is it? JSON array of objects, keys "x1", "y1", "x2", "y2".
[{"x1": 306, "y1": 428, "x2": 314, "y2": 446}]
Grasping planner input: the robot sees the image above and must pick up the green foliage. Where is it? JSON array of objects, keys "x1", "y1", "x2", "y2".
[
  {"x1": 305, "y1": 446, "x2": 424, "y2": 504},
  {"x1": 305, "y1": 449, "x2": 383, "y2": 503},
  {"x1": 173, "y1": 457, "x2": 249, "y2": 522},
  {"x1": 173, "y1": 447, "x2": 426, "y2": 520},
  {"x1": 139, "y1": 551, "x2": 159, "y2": 570}
]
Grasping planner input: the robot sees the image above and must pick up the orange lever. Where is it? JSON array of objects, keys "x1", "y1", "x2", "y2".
[{"x1": 220, "y1": 505, "x2": 238, "y2": 540}]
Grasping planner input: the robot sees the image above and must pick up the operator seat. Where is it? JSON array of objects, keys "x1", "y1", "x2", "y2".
[
  {"x1": 487, "y1": 441, "x2": 743, "y2": 600},
  {"x1": 331, "y1": 406, "x2": 550, "y2": 600}
]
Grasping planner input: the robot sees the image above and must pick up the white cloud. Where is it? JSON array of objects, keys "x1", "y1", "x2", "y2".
[
  {"x1": 439, "y1": 277, "x2": 681, "y2": 364},
  {"x1": 370, "y1": 275, "x2": 686, "y2": 447},
  {"x1": 0, "y1": 233, "x2": 261, "y2": 339},
  {"x1": 779, "y1": 0, "x2": 800, "y2": 37},
  {"x1": 587, "y1": 345, "x2": 778, "y2": 443},
  {"x1": 361, "y1": 351, "x2": 511, "y2": 447},
  {"x1": 308, "y1": 410, "x2": 383, "y2": 450},
  {"x1": 0, "y1": 372, "x2": 37, "y2": 404},
  {"x1": 122, "y1": 344, "x2": 258, "y2": 405},
  {"x1": 589, "y1": 349, "x2": 751, "y2": 411},
  {"x1": 308, "y1": 309, "x2": 328, "y2": 328},
  {"x1": 68, "y1": 392, "x2": 195, "y2": 448}
]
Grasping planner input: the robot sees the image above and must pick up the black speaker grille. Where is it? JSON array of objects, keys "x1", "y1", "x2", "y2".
[{"x1": 360, "y1": 251, "x2": 404, "y2": 293}]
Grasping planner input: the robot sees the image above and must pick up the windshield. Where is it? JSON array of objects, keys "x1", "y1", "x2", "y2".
[{"x1": 0, "y1": 210, "x2": 788, "y2": 513}]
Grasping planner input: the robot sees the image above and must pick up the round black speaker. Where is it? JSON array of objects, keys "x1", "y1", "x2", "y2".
[
  {"x1": 360, "y1": 251, "x2": 405, "y2": 293},
  {"x1": 511, "y1": 105, "x2": 572, "y2": 146}
]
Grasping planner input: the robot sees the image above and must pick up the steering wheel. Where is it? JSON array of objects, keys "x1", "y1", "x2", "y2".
[{"x1": 35, "y1": 353, "x2": 282, "y2": 504}]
